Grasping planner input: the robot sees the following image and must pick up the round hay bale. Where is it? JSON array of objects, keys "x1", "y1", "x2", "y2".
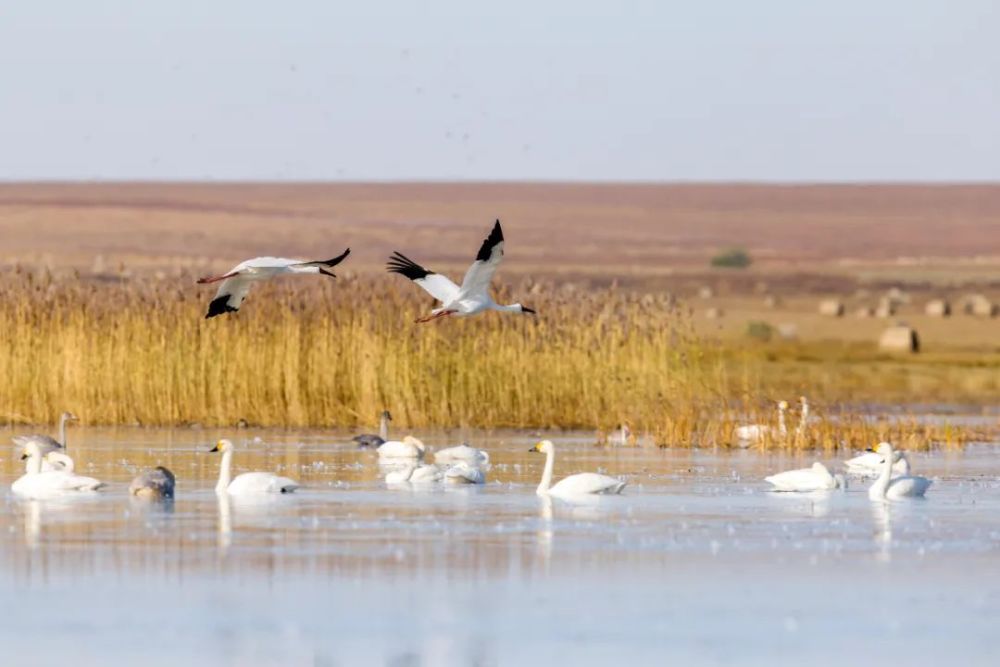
[
  {"x1": 879, "y1": 326, "x2": 919, "y2": 353},
  {"x1": 964, "y1": 294, "x2": 997, "y2": 317},
  {"x1": 763, "y1": 295, "x2": 781, "y2": 308},
  {"x1": 705, "y1": 307, "x2": 724, "y2": 319},
  {"x1": 818, "y1": 299, "x2": 844, "y2": 317},
  {"x1": 875, "y1": 298, "x2": 896, "y2": 318},
  {"x1": 924, "y1": 299, "x2": 951, "y2": 317},
  {"x1": 854, "y1": 306, "x2": 874, "y2": 318}
]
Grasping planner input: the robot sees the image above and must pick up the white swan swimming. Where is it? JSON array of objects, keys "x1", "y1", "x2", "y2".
[
  {"x1": 433, "y1": 443, "x2": 489, "y2": 465},
  {"x1": 735, "y1": 401, "x2": 788, "y2": 445},
  {"x1": 39, "y1": 451, "x2": 75, "y2": 473},
  {"x1": 210, "y1": 439, "x2": 299, "y2": 495},
  {"x1": 765, "y1": 461, "x2": 847, "y2": 492},
  {"x1": 377, "y1": 435, "x2": 426, "y2": 460},
  {"x1": 443, "y1": 461, "x2": 486, "y2": 485},
  {"x1": 844, "y1": 449, "x2": 911, "y2": 478},
  {"x1": 867, "y1": 442, "x2": 932, "y2": 500},
  {"x1": 529, "y1": 440, "x2": 626, "y2": 497},
  {"x1": 384, "y1": 462, "x2": 442, "y2": 484},
  {"x1": 12, "y1": 442, "x2": 105, "y2": 499},
  {"x1": 129, "y1": 466, "x2": 176, "y2": 499}
]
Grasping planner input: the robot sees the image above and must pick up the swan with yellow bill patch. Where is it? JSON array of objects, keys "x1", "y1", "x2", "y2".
[
  {"x1": 529, "y1": 440, "x2": 626, "y2": 497},
  {"x1": 209, "y1": 439, "x2": 299, "y2": 495}
]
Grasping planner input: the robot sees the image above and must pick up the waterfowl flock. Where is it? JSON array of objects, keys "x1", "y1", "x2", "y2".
[{"x1": 5, "y1": 221, "x2": 936, "y2": 506}]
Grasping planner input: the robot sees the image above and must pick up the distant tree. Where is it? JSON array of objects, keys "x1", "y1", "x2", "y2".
[{"x1": 710, "y1": 247, "x2": 752, "y2": 269}]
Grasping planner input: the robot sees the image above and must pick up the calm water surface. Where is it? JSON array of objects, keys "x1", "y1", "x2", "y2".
[{"x1": 2, "y1": 427, "x2": 999, "y2": 666}]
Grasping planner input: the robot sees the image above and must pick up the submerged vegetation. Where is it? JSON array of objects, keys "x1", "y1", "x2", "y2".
[{"x1": 0, "y1": 270, "x2": 995, "y2": 448}]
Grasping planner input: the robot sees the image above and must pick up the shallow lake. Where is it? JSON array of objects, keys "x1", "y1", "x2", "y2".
[{"x1": 2, "y1": 427, "x2": 999, "y2": 666}]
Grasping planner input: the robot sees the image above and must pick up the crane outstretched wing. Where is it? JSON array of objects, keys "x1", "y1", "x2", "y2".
[
  {"x1": 386, "y1": 252, "x2": 461, "y2": 304},
  {"x1": 458, "y1": 220, "x2": 504, "y2": 298},
  {"x1": 206, "y1": 276, "x2": 254, "y2": 318}
]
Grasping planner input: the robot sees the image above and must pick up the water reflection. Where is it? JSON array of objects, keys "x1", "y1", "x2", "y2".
[{"x1": 871, "y1": 500, "x2": 893, "y2": 563}]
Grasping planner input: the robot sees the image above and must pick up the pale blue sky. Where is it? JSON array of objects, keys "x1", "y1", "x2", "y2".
[{"x1": 1, "y1": 1, "x2": 996, "y2": 181}]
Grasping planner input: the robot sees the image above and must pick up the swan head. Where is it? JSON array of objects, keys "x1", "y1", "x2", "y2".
[
  {"x1": 529, "y1": 440, "x2": 554, "y2": 454},
  {"x1": 798, "y1": 396, "x2": 809, "y2": 406},
  {"x1": 380, "y1": 410, "x2": 393, "y2": 421},
  {"x1": 61, "y1": 411, "x2": 79, "y2": 423},
  {"x1": 867, "y1": 441, "x2": 893, "y2": 457},
  {"x1": 402, "y1": 436, "x2": 425, "y2": 452},
  {"x1": 210, "y1": 439, "x2": 234, "y2": 454},
  {"x1": 513, "y1": 303, "x2": 536, "y2": 315},
  {"x1": 778, "y1": 401, "x2": 789, "y2": 410},
  {"x1": 19, "y1": 441, "x2": 44, "y2": 461}
]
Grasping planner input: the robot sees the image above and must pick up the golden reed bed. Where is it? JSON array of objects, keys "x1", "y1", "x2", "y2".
[{"x1": 0, "y1": 270, "x2": 992, "y2": 449}]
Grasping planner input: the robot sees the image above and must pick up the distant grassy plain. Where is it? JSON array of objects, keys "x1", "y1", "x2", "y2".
[{"x1": 0, "y1": 183, "x2": 997, "y2": 446}]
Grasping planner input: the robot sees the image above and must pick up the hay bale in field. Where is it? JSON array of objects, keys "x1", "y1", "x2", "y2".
[
  {"x1": 964, "y1": 294, "x2": 997, "y2": 317},
  {"x1": 879, "y1": 326, "x2": 919, "y2": 353},
  {"x1": 924, "y1": 299, "x2": 951, "y2": 317},
  {"x1": 875, "y1": 298, "x2": 895, "y2": 318},
  {"x1": 698, "y1": 285, "x2": 714, "y2": 299},
  {"x1": 763, "y1": 295, "x2": 781, "y2": 308},
  {"x1": 777, "y1": 323, "x2": 798, "y2": 340},
  {"x1": 818, "y1": 299, "x2": 844, "y2": 317},
  {"x1": 854, "y1": 306, "x2": 874, "y2": 318},
  {"x1": 705, "y1": 307, "x2": 724, "y2": 319},
  {"x1": 885, "y1": 287, "x2": 910, "y2": 305}
]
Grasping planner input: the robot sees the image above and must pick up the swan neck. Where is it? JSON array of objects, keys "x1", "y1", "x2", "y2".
[
  {"x1": 538, "y1": 446, "x2": 555, "y2": 494},
  {"x1": 379, "y1": 415, "x2": 389, "y2": 441},
  {"x1": 25, "y1": 453, "x2": 43, "y2": 475},
  {"x1": 59, "y1": 415, "x2": 68, "y2": 450},
  {"x1": 216, "y1": 449, "x2": 233, "y2": 493},
  {"x1": 870, "y1": 447, "x2": 893, "y2": 498},
  {"x1": 778, "y1": 407, "x2": 787, "y2": 436},
  {"x1": 797, "y1": 405, "x2": 809, "y2": 434}
]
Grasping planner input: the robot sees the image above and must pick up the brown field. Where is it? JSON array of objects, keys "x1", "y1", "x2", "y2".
[{"x1": 3, "y1": 181, "x2": 999, "y2": 279}]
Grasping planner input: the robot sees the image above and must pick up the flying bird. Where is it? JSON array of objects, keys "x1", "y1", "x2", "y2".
[
  {"x1": 386, "y1": 220, "x2": 535, "y2": 323},
  {"x1": 197, "y1": 249, "x2": 350, "y2": 318}
]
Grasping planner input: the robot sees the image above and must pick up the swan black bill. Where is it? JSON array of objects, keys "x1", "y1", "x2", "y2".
[
  {"x1": 522, "y1": 306, "x2": 536, "y2": 314},
  {"x1": 20, "y1": 453, "x2": 28, "y2": 460},
  {"x1": 209, "y1": 445, "x2": 220, "y2": 453}
]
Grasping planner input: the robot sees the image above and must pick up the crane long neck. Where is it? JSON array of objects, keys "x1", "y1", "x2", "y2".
[
  {"x1": 492, "y1": 303, "x2": 523, "y2": 313},
  {"x1": 537, "y1": 447, "x2": 555, "y2": 495},
  {"x1": 379, "y1": 415, "x2": 389, "y2": 441},
  {"x1": 216, "y1": 450, "x2": 233, "y2": 493}
]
